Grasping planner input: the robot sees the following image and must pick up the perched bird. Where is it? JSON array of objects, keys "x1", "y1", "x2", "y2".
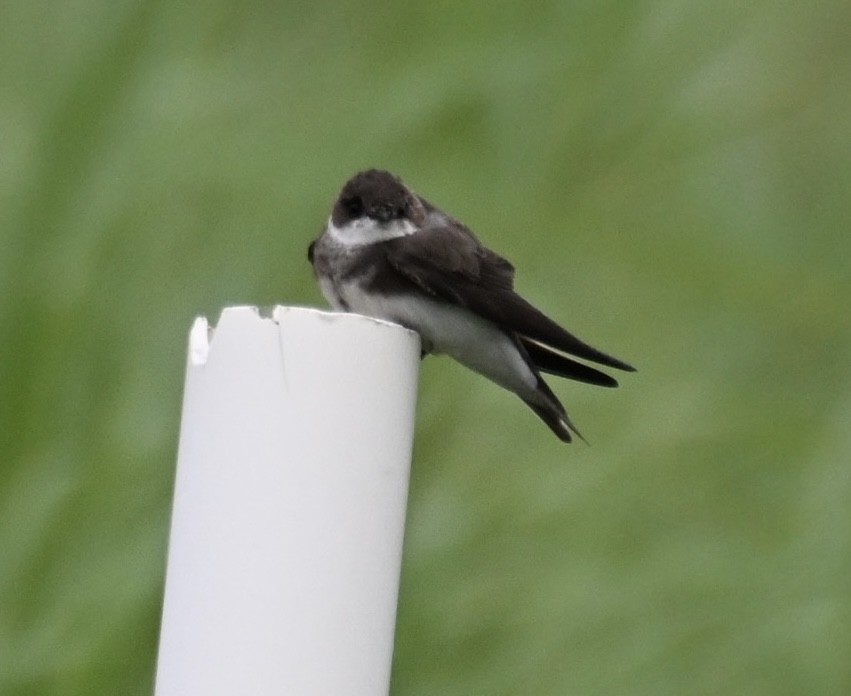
[{"x1": 308, "y1": 169, "x2": 635, "y2": 442}]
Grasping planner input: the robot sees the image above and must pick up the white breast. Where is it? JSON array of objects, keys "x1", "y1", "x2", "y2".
[{"x1": 338, "y1": 281, "x2": 538, "y2": 398}]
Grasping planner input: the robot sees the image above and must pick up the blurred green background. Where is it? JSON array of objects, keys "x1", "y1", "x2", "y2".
[{"x1": 2, "y1": 0, "x2": 850, "y2": 694}]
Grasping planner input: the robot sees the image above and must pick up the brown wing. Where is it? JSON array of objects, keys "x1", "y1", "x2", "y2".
[
  {"x1": 383, "y1": 227, "x2": 635, "y2": 372},
  {"x1": 382, "y1": 226, "x2": 514, "y2": 301}
]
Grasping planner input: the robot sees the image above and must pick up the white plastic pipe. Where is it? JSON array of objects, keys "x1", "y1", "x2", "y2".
[{"x1": 154, "y1": 305, "x2": 420, "y2": 696}]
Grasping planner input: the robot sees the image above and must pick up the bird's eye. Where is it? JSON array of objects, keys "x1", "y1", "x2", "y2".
[{"x1": 343, "y1": 197, "x2": 363, "y2": 217}]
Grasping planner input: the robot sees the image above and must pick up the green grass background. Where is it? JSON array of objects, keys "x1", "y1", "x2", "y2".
[{"x1": 2, "y1": 1, "x2": 850, "y2": 694}]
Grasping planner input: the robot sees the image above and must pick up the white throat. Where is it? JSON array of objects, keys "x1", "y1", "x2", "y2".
[{"x1": 327, "y1": 216, "x2": 417, "y2": 248}]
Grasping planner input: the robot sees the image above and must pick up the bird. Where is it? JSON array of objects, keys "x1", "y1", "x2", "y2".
[{"x1": 308, "y1": 169, "x2": 635, "y2": 442}]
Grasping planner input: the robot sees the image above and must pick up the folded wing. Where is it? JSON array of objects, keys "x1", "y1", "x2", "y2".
[{"x1": 383, "y1": 227, "x2": 635, "y2": 376}]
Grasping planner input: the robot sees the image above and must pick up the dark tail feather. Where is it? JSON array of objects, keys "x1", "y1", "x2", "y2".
[
  {"x1": 495, "y1": 294, "x2": 636, "y2": 372},
  {"x1": 523, "y1": 399, "x2": 573, "y2": 442},
  {"x1": 520, "y1": 370, "x2": 587, "y2": 444},
  {"x1": 511, "y1": 336, "x2": 587, "y2": 443},
  {"x1": 522, "y1": 397, "x2": 588, "y2": 443},
  {"x1": 521, "y1": 338, "x2": 619, "y2": 387}
]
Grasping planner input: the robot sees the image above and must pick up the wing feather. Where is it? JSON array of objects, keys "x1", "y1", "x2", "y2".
[{"x1": 383, "y1": 228, "x2": 635, "y2": 372}]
